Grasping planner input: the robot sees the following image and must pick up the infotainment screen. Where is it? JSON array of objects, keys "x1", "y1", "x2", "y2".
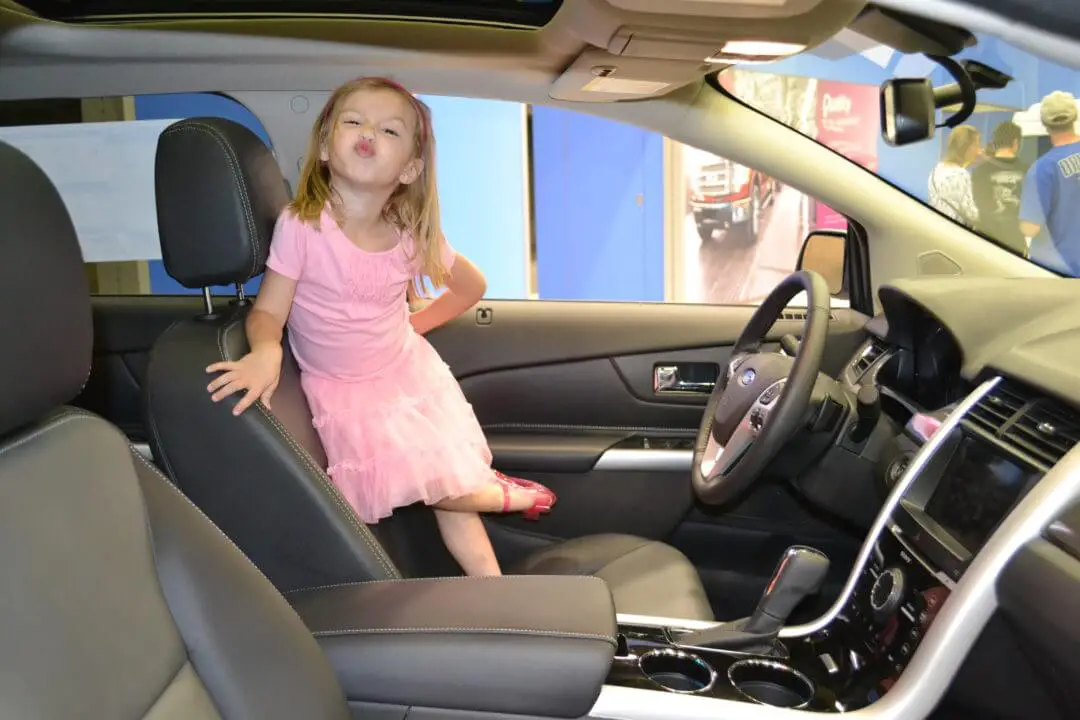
[{"x1": 922, "y1": 434, "x2": 1039, "y2": 554}]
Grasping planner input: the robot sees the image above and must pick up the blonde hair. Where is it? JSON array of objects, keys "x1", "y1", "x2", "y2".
[
  {"x1": 943, "y1": 125, "x2": 981, "y2": 166},
  {"x1": 291, "y1": 77, "x2": 447, "y2": 296}
]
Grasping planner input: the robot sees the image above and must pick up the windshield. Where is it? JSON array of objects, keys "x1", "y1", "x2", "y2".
[{"x1": 719, "y1": 30, "x2": 1080, "y2": 277}]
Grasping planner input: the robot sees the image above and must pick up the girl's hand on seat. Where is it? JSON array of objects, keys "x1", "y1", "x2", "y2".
[{"x1": 206, "y1": 344, "x2": 283, "y2": 415}]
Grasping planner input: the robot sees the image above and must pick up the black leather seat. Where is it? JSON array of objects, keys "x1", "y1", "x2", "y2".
[
  {"x1": 0, "y1": 140, "x2": 353, "y2": 718},
  {"x1": 143, "y1": 117, "x2": 713, "y2": 622}
]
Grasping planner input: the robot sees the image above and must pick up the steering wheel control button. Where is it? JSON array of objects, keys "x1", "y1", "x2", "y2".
[
  {"x1": 870, "y1": 567, "x2": 906, "y2": 621},
  {"x1": 759, "y1": 383, "x2": 781, "y2": 405},
  {"x1": 750, "y1": 408, "x2": 766, "y2": 431}
]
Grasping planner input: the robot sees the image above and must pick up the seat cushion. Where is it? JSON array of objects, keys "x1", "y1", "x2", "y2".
[{"x1": 510, "y1": 534, "x2": 714, "y2": 621}]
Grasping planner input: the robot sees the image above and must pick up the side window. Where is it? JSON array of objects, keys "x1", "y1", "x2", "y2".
[
  {"x1": 678, "y1": 144, "x2": 848, "y2": 305},
  {"x1": 240, "y1": 91, "x2": 848, "y2": 306},
  {"x1": 0, "y1": 92, "x2": 846, "y2": 306},
  {"x1": 0, "y1": 94, "x2": 271, "y2": 296},
  {"x1": 529, "y1": 105, "x2": 847, "y2": 305}
]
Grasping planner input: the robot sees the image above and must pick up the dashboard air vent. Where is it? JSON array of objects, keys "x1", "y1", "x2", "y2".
[
  {"x1": 780, "y1": 309, "x2": 839, "y2": 322},
  {"x1": 967, "y1": 380, "x2": 1080, "y2": 467},
  {"x1": 852, "y1": 337, "x2": 887, "y2": 378}
]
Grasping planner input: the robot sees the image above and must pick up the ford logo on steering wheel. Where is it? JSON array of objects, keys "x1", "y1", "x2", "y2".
[{"x1": 739, "y1": 368, "x2": 756, "y2": 386}]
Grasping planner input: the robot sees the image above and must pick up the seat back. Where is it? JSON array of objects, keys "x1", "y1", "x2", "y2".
[
  {"x1": 146, "y1": 118, "x2": 460, "y2": 593},
  {"x1": 0, "y1": 139, "x2": 349, "y2": 719}
]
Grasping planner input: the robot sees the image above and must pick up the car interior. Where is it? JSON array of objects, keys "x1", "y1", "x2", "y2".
[{"x1": 3, "y1": 0, "x2": 1080, "y2": 719}]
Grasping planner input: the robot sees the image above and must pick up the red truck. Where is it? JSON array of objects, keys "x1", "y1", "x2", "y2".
[{"x1": 689, "y1": 158, "x2": 777, "y2": 244}]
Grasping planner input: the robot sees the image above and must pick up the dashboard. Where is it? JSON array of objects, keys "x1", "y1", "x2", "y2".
[
  {"x1": 820, "y1": 276, "x2": 1080, "y2": 717},
  {"x1": 868, "y1": 276, "x2": 1080, "y2": 413}
]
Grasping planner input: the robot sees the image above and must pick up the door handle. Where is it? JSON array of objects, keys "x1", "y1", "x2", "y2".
[{"x1": 654, "y1": 365, "x2": 716, "y2": 394}]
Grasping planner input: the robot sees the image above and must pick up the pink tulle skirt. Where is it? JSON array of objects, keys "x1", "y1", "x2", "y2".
[{"x1": 302, "y1": 332, "x2": 497, "y2": 524}]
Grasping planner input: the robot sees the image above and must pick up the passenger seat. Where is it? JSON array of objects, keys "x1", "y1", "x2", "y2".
[{"x1": 0, "y1": 139, "x2": 352, "y2": 718}]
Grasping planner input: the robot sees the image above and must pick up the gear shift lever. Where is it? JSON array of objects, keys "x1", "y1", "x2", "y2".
[
  {"x1": 673, "y1": 546, "x2": 829, "y2": 651},
  {"x1": 742, "y1": 546, "x2": 830, "y2": 635}
]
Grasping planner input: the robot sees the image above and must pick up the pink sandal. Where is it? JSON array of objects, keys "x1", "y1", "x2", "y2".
[
  {"x1": 496, "y1": 472, "x2": 557, "y2": 518},
  {"x1": 494, "y1": 470, "x2": 557, "y2": 504}
]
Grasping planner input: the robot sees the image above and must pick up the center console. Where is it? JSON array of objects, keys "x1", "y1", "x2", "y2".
[
  {"x1": 603, "y1": 375, "x2": 1047, "y2": 713},
  {"x1": 285, "y1": 375, "x2": 1064, "y2": 720}
]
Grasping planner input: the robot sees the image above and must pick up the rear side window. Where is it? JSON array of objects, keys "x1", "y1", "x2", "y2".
[{"x1": 0, "y1": 93, "x2": 271, "y2": 296}]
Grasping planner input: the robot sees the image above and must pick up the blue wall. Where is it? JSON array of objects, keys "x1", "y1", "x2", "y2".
[
  {"x1": 531, "y1": 106, "x2": 665, "y2": 302},
  {"x1": 419, "y1": 95, "x2": 529, "y2": 299}
]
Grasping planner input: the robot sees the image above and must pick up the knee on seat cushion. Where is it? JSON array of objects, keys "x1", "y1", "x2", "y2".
[{"x1": 510, "y1": 534, "x2": 714, "y2": 622}]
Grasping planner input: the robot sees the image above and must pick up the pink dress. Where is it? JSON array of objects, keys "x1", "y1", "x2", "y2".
[{"x1": 265, "y1": 207, "x2": 497, "y2": 524}]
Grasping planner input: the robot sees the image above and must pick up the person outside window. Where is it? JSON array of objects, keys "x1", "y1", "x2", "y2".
[
  {"x1": 972, "y1": 121, "x2": 1029, "y2": 256},
  {"x1": 929, "y1": 125, "x2": 981, "y2": 228},
  {"x1": 1019, "y1": 91, "x2": 1080, "y2": 274}
]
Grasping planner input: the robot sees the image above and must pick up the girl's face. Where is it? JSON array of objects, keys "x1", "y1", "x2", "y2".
[{"x1": 320, "y1": 88, "x2": 423, "y2": 191}]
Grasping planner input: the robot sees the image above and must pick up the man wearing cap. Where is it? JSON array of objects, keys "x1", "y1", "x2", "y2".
[{"x1": 1019, "y1": 90, "x2": 1080, "y2": 274}]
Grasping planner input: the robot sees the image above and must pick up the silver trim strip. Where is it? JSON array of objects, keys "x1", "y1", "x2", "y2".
[
  {"x1": 132, "y1": 442, "x2": 154, "y2": 462},
  {"x1": 594, "y1": 448, "x2": 693, "y2": 472},
  {"x1": 595, "y1": 375, "x2": 1080, "y2": 718},
  {"x1": 616, "y1": 613, "x2": 718, "y2": 631},
  {"x1": 614, "y1": 378, "x2": 995, "y2": 644},
  {"x1": 779, "y1": 376, "x2": 998, "y2": 638}
]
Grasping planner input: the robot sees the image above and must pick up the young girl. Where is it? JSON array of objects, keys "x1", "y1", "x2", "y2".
[{"x1": 204, "y1": 77, "x2": 555, "y2": 577}]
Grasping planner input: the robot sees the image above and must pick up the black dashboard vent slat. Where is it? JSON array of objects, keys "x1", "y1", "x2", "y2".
[
  {"x1": 967, "y1": 383, "x2": 1027, "y2": 434},
  {"x1": 780, "y1": 309, "x2": 838, "y2": 322},
  {"x1": 852, "y1": 337, "x2": 887, "y2": 378},
  {"x1": 967, "y1": 379, "x2": 1080, "y2": 467}
]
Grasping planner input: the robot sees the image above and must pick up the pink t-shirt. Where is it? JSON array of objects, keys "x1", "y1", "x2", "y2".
[{"x1": 265, "y1": 207, "x2": 456, "y2": 381}]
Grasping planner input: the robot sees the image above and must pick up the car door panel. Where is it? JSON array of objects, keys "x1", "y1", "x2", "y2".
[
  {"x1": 426, "y1": 301, "x2": 869, "y2": 618},
  {"x1": 81, "y1": 294, "x2": 870, "y2": 618}
]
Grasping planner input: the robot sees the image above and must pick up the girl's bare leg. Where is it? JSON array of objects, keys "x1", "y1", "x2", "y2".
[
  {"x1": 434, "y1": 483, "x2": 536, "y2": 513},
  {"x1": 432, "y1": 509, "x2": 502, "y2": 576},
  {"x1": 431, "y1": 482, "x2": 551, "y2": 576}
]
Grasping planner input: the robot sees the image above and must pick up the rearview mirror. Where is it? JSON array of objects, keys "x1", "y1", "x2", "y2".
[
  {"x1": 798, "y1": 231, "x2": 845, "y2": 296},
  {"x1": 881, "y1": 77, "x2": 936, "y2": 146}
]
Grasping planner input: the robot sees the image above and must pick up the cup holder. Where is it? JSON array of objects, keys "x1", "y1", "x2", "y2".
[
  {"x1": 727, "y1": 658, "x2": 815, "y2": 709},
  {"x1": 639, "y1": 649, "x2": 717, "y2": 694}
]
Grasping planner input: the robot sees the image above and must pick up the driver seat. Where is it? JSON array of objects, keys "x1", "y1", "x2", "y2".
[{"x1": 144, "y1": 117, "x2": 714, "y2": 621}]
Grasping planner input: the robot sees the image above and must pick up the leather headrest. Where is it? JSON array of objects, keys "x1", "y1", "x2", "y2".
[
  {"x1": 0, "y1": 141, "x2": 93, "y2": 436},
  {"x1": 155, "y1": 118, "x2": 290, "y2": 289}
]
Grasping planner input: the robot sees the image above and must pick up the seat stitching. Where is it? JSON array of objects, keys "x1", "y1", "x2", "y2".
[
  {"x1": 218, "y1": 320, "x2": 399, "y2": 579},
  {"x1": 0, "y1": 409, "x2": 91, "y2": 458},
  {"x1": 143, "y1": 322, "x2": 185, "y2": 484},
  {"x1": 128, "y1": 442, "x2": 285, "y2": 593},
  {"x1": 311, "y1": 627, "x2": 617, "y2": 647},
  {"x1": 284, "y1": 573, "x2": 610, "y2": 596},
  {"x1": 161, "y1": 122, "x2": 260, "y2": 279},
  {"x1": 0, "y1": 407, "x2": 281, "y2": 606}
]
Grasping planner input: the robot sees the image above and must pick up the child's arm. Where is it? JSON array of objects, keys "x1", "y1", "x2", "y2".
[
  {"x1": 410, "y1": 253, "x2": 487, "y2": 335},
  {"x1": 246, "y1": 269, "x2": 296, "y2": 356},
  {"x1": 206, "y1": 269, "x2": 297, "y2": 415}
]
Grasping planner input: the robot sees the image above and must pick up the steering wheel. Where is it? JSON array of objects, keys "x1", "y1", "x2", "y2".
[{"x1": 692, "y1": 270, "x2": 831, "y2": 505}]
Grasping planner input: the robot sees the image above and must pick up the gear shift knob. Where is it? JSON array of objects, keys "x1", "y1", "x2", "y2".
[
  {"x1": 672, "y1": 545, "x2": 830, "y2": 652},
  {"x1": 742, "y1": 546, "x2": 830, "y2": 635}
]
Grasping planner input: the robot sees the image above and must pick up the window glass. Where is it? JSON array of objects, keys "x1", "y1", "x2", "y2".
[
  {"x1": 719, "y1": 31, "x2": 1080, "y2": 277},
  {"x1": 0, "y1": 94, "x2": 272, "y2": 296},
  {"x1": 529, "y1": 105, "x2": 846, "y2": 305},
  {"x1": 0, "y1": 93, "x2": 845, "y2": 304}
]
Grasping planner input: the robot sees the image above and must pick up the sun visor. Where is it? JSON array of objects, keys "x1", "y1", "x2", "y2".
[
  {"x1": 548, "y1": 48, "x2": 706, "y2": 102},
  {"x1": 606, "y1": 0, "x2": 828, "y2": 21}
]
